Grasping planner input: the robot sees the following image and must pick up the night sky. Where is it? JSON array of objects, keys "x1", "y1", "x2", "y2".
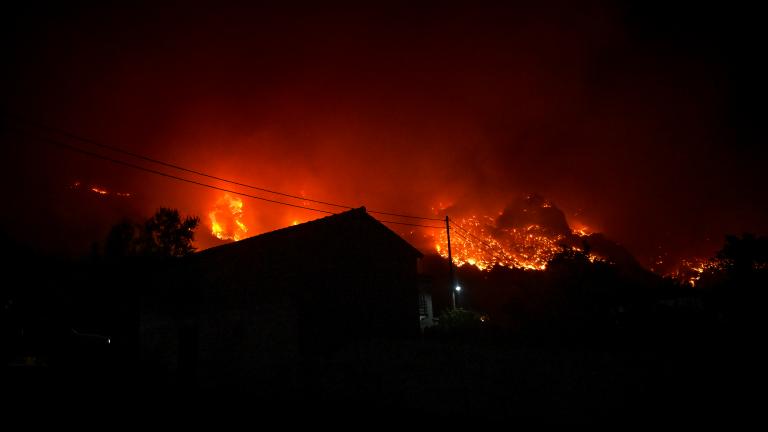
[{"x1": 2, "y1": 1, "x2": 766, "y2": 272}]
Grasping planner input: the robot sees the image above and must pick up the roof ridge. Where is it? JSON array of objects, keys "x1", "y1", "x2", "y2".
[{"x1": 197, "y1": 206, "x2": 411, "y2": 257}]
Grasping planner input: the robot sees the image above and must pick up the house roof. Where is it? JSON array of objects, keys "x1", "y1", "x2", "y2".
[{"x1": 196, "y1": 207, "x2": 423, "y2": 260}]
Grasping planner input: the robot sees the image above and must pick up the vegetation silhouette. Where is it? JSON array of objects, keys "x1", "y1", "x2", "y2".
[
  {"x1": 4, "y1": 220, "x2": 767, "y2": 421},
  {"x1": 697, "y1": 233, "x2": 768, "y2": 340},
  {"x1": 9, "y1": 208, "x2": 204, "y2": 397},
  {"x1": 105, "y1": 207, "x2": 199, "y2": 258}
]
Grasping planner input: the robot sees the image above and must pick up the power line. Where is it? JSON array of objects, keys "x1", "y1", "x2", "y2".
[
  {"x1": 14, "y1": 130, "x2": 447, "y2": 231},
  {"x1": 19, "y1": 131, "x2": 338, "y2": 215},
  {"x1": 369, "y1": 209, "x2": 442, "y2": 222},
  {"x1": 24, "y1": 122, "x2": 354, "y2": 209},
  {"x1": 10, "y1": 118, "x2": 444, "y2": 221},
  {"x1": 376, "y1": 219, "x2": 444, "y2": 229}
]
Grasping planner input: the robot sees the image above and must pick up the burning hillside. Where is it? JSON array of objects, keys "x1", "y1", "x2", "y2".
[
  {"x1": 197, "y1": 189, "x2": 718, "y2": 284},
  {"x1": 433, "y1": 194, "x2": 605, "y2": 271},
  {"x1": 199, "y1": 191, "x2": 640, "y2": 274},
  {"x1": 430, "y1": 193, "x2": 721, "y2": 285},
  {"x1": 668, "y1": 258, "x2": 717, "y2": 286}
]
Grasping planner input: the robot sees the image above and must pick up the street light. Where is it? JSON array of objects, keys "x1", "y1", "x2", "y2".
[{"x1": 455, "y1": 285, "x2": 462, "y2": 292}]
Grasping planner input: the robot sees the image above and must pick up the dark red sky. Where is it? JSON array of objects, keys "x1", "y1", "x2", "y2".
[{"x1": 2, "y1": 1, "x2": 766, "y2": 271}]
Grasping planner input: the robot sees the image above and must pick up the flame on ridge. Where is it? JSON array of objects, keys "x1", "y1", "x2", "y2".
[
  {"x1": 70, "y1": 181, "x2": 132, "y2": 197},
  {"x1": 209, "y1": 194, "x2": 248, "y2": 241},
  {"x1": 434, "y1": 215, "x2": 593, "y2": 271}
]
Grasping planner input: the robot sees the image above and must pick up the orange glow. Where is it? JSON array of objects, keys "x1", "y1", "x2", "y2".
[
  {"x1": 436, "y1": 215, "x2": 556, "y2": 270},
  {"x1": 668, "y1": 257, "x2": 720, "y2": 286},
  {"x1": 208, "y1": 194, "x2": 249, "y2": 241},
  {"x1": 71, "y1": 181, "x2": 131, "y2": 198},
  {"x1": 435, "y1": 214, "x2": 596, "y2": 271},
  {"x1": 572, "y1": 224, "x2": 592, "y2": 236}
]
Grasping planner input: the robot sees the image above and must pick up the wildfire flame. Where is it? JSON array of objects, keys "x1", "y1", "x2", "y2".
[
  {"x1": 209, "y1": 194, "x2": 249, "y2": 241},
  {"x1": 70, "y1": 181, "x2": 131, "y2": 197},
  {"x1": 669, "y1": 257, "x2": 720, "y2": 286},
  {"x1": 434, "y1": 215, "x2": 596, "y2": 271}
]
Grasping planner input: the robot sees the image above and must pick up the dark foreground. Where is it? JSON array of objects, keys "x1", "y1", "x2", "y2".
[{"x1": 5, "y1": 336, "x2": 763, "y2": 424}]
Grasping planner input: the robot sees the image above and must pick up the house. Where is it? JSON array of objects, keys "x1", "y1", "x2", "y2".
[
  {"x1": 139, "y1": 207, "x2": 423, "y2": 390},
  {"x1": 418, "y1": 274, "x2": 436, "y2": 330}
]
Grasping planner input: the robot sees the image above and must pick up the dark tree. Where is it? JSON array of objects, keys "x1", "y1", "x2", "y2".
[
  {"x1": 105, "y1": 220, "x2": 142, "y2": 258},
  {"x1": 142, "y1": 208, "x2": 200, "y2": 257},
  {"x1": 105, "y1": 208, "x2": 200, "y2": 258},
  {"x1": 696, "y1": 233, "x2": 768, "y2": 342},
  {"x1": 715, "y1": 233, "x2": 768, "y2": 275}
]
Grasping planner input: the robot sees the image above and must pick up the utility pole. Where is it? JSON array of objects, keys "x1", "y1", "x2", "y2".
[{"x1": 446, "y1": 215, "x2": 456, "y2": 309}]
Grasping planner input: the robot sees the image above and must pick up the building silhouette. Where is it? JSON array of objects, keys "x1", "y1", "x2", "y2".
[{"x1": 139, "y1": 207, "x2": 423, "y2": 390}]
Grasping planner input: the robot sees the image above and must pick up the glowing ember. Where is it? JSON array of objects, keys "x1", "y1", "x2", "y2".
[
  {"x1": 435, "y1": 215, "x2": 570, "y2": 270},
  {"x1": 433, "y1": 211, "x2": 597, "y2": 271},
  {"x1": 668, "y1": 257, "x2": 720, "y2": 286},
  {"x1": 70, "y1": 181, "x2": 131, "y2": 197},
  {"x1": 209, "y1": 194, "x2": 249, "y2": 241},
  {"x1": 572, "y1": 224, "x2": 592, "y2": 236}
]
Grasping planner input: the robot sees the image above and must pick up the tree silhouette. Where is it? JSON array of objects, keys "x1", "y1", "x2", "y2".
[
  {"x1": 695, "y1": 233, "x2": 768, "y2": 340},
  {"x1": 105, "y1": 220, "x2": 142, "y2": 258},
  {"x1": 715, "y1": 233, "x2": 768, "y2": 275},
  {"x1": 105, "y1": 208, "x2": 200, "y2": 258},
  {"x1": 143, "y1": 208, "x2": 200, "y2": 257}
]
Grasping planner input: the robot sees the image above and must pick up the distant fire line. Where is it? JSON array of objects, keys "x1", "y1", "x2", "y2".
[{"x1": 70, "y1": 181, "x2": 132, "y2": 197}]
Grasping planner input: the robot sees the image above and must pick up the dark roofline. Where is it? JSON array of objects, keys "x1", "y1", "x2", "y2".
[{"x1": 197, "y1": 207, "x2": 423, "y2": 258}]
